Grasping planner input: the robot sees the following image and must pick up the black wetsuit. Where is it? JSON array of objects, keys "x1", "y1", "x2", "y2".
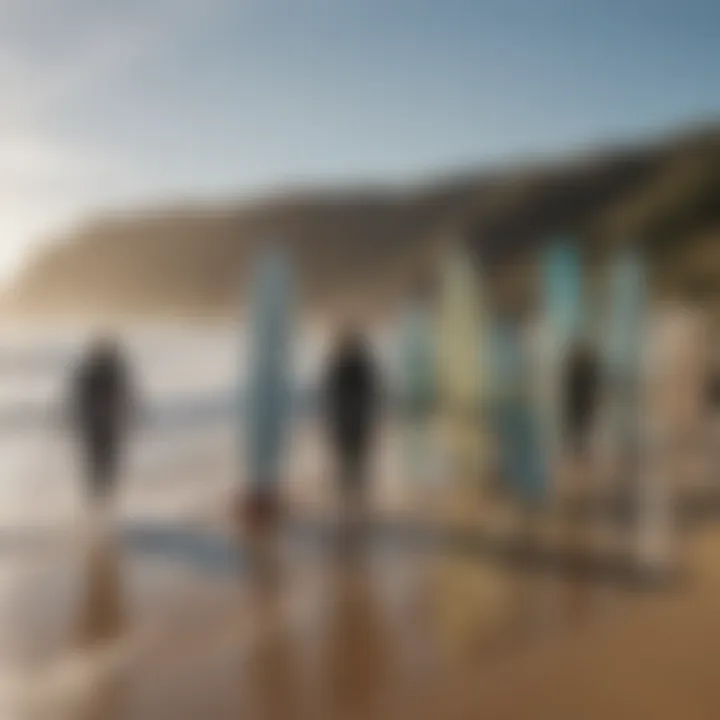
[
  {"x1": 563, "y1": 346, "x2": 599, "y2": 456},
  {"x1": 73, "y1": 347, "x2": 132, "y2": 498},
  {"x1": 708, "y1": 370, "x2": 720, "y2": 412},
  {"x1": 323, "y1": 338, "x2": 380, "y2": 497}
]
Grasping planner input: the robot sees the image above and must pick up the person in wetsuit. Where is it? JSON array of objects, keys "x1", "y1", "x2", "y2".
[
  {"x1": 72, "y1": 336, "x2": 134, "y2": 501},
  {"x1": 707, "y1": 345, "x2": 720, "y2": 414},
  {"x1": 563, "y1": 340, "x2": 600, "y2": 458},
  {"x1": 322, "y1": 328, "x2": 381, "y2": 505}
]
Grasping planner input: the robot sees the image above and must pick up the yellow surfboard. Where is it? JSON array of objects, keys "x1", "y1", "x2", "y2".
[
  {"x1": 436, "y1": 242, "x2": 483, "y2": 495},
  {"x1": 432, "y1": 242, "x2": 508, "y2": 656}
]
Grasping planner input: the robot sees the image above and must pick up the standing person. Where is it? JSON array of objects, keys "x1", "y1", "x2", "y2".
[
  {"x1": 707, "y1": 337, "x2": 720, "y2": 490},
  {"x1": 563, "y1": 339, "x2": 600, "y2": 464},
  {"x1": 707, "y1": 339, "x2": 720, "y2": 415},
  {"x1": 72, "y1": 335, "x2": 135, "y2": 503},
  {"x1": 322, "y1": 327, "x2": 382, "y2": 514},
  {"x1": 561, "y1": 338, "x2": 600, "y2": 575}
]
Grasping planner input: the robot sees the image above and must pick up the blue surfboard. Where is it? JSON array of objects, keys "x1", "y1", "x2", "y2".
[
  {"x1": 538, "y1": 239, "x2": 584, "y2": 494},
  {"x1": 492, "y1": 320, "x2": 546, "y2": 507},
  {"x1": 543, "y1": 240, "x2": 583, "y2": 345},
  {"x1": 245, "y1": 247, "x2": 294, "y2": 492}
]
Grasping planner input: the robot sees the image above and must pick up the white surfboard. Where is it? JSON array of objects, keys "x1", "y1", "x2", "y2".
[{"x1": 398, "y1": 300, "x2": 436, "y2": 486}]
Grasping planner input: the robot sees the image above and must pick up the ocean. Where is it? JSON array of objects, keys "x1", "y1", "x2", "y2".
[{"x1": 0, "y1": 323, "x2": 402, "y2": 531}]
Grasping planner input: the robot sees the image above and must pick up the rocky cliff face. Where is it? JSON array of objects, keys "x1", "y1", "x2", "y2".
[{"x1": 5, "y1": 124, "x2": 719, "y2": 319}]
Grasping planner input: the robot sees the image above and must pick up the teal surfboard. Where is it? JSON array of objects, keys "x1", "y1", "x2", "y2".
[
  {"x1": 602, "y1": 244, "x2": 648, "y2": 515},
  {"x1": 492, "y1": 320, "x2": 546, "y2": 506},
  {"x1": 603, "y1": 245, "x2": 647, "y2": 446},
  {"x1": 398, "y1": 300, "x2": 436, "y2": 483},
  {"x1": 543, "y1": 240, "x2": 583, "y2": 344},
  {"x1": 538, "y1": 239, "x2": 584, "y2": 493},
  {"x1": 245, "y1": 248, "x2": 294, "y2": 490}
]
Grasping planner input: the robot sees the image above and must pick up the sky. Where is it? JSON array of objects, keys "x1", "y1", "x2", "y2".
[{"x1": 1, "y1": 0, "x2": 719, "y2": 279}]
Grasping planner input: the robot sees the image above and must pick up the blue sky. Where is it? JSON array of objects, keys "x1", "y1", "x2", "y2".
[{"x1": 1, "y1": 0, "x2": 718, "y2": 276}]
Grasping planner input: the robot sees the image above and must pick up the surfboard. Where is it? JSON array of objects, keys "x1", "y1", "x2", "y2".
[
  {"x1": 492, "y1": 319, "x2": 546, "y2": 507},
  {"x1": 603, "y1": 245, "x2": 647, "y2": 456},
  {"x1": 436, "y1": 242, "x2": 482, "y2": 490},
  {"x1": 601, "y1": 247, "x2": 667, "y2": 572},
  {"x1": 538, "y1": 239, "x2": 584, "y2": 498},
  {"x1": 433, "y1": 245, "x2": 515, "y2": 654},
  {"x1": 398, "y1": 300, "x2": 436, "y2": 485},
  {"x1": 243, "y1": 246, "x2": 294, "y2": 518}
]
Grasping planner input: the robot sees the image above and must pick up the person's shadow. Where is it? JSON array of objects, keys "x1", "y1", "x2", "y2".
[
  {"x1": 69, "y1": 534, "x2": 127, "y2": 720},
  {"x1": 321, "y1": 555, "x2": 389, "y2": 719},
  {"x1": 74, "y1": 536, "x2": 125, "y2": 649}
]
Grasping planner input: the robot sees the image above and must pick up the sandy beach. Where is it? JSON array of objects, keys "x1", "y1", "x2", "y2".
[{"x1": 0, "y1": 325, "x2": 717, "y2": 719}]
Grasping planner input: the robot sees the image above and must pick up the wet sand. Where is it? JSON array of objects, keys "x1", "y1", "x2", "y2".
[
  {"x1": 12, "y1": 521, "x2": 720, "y2": 720},
  {"x1": 0, "y1": 417, "x2": 717, "y2": 720}
]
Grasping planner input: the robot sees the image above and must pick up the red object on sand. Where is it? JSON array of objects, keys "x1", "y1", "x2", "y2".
[{"x1": 236, "y1": 486, "x2": 281, "y2": 531}]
